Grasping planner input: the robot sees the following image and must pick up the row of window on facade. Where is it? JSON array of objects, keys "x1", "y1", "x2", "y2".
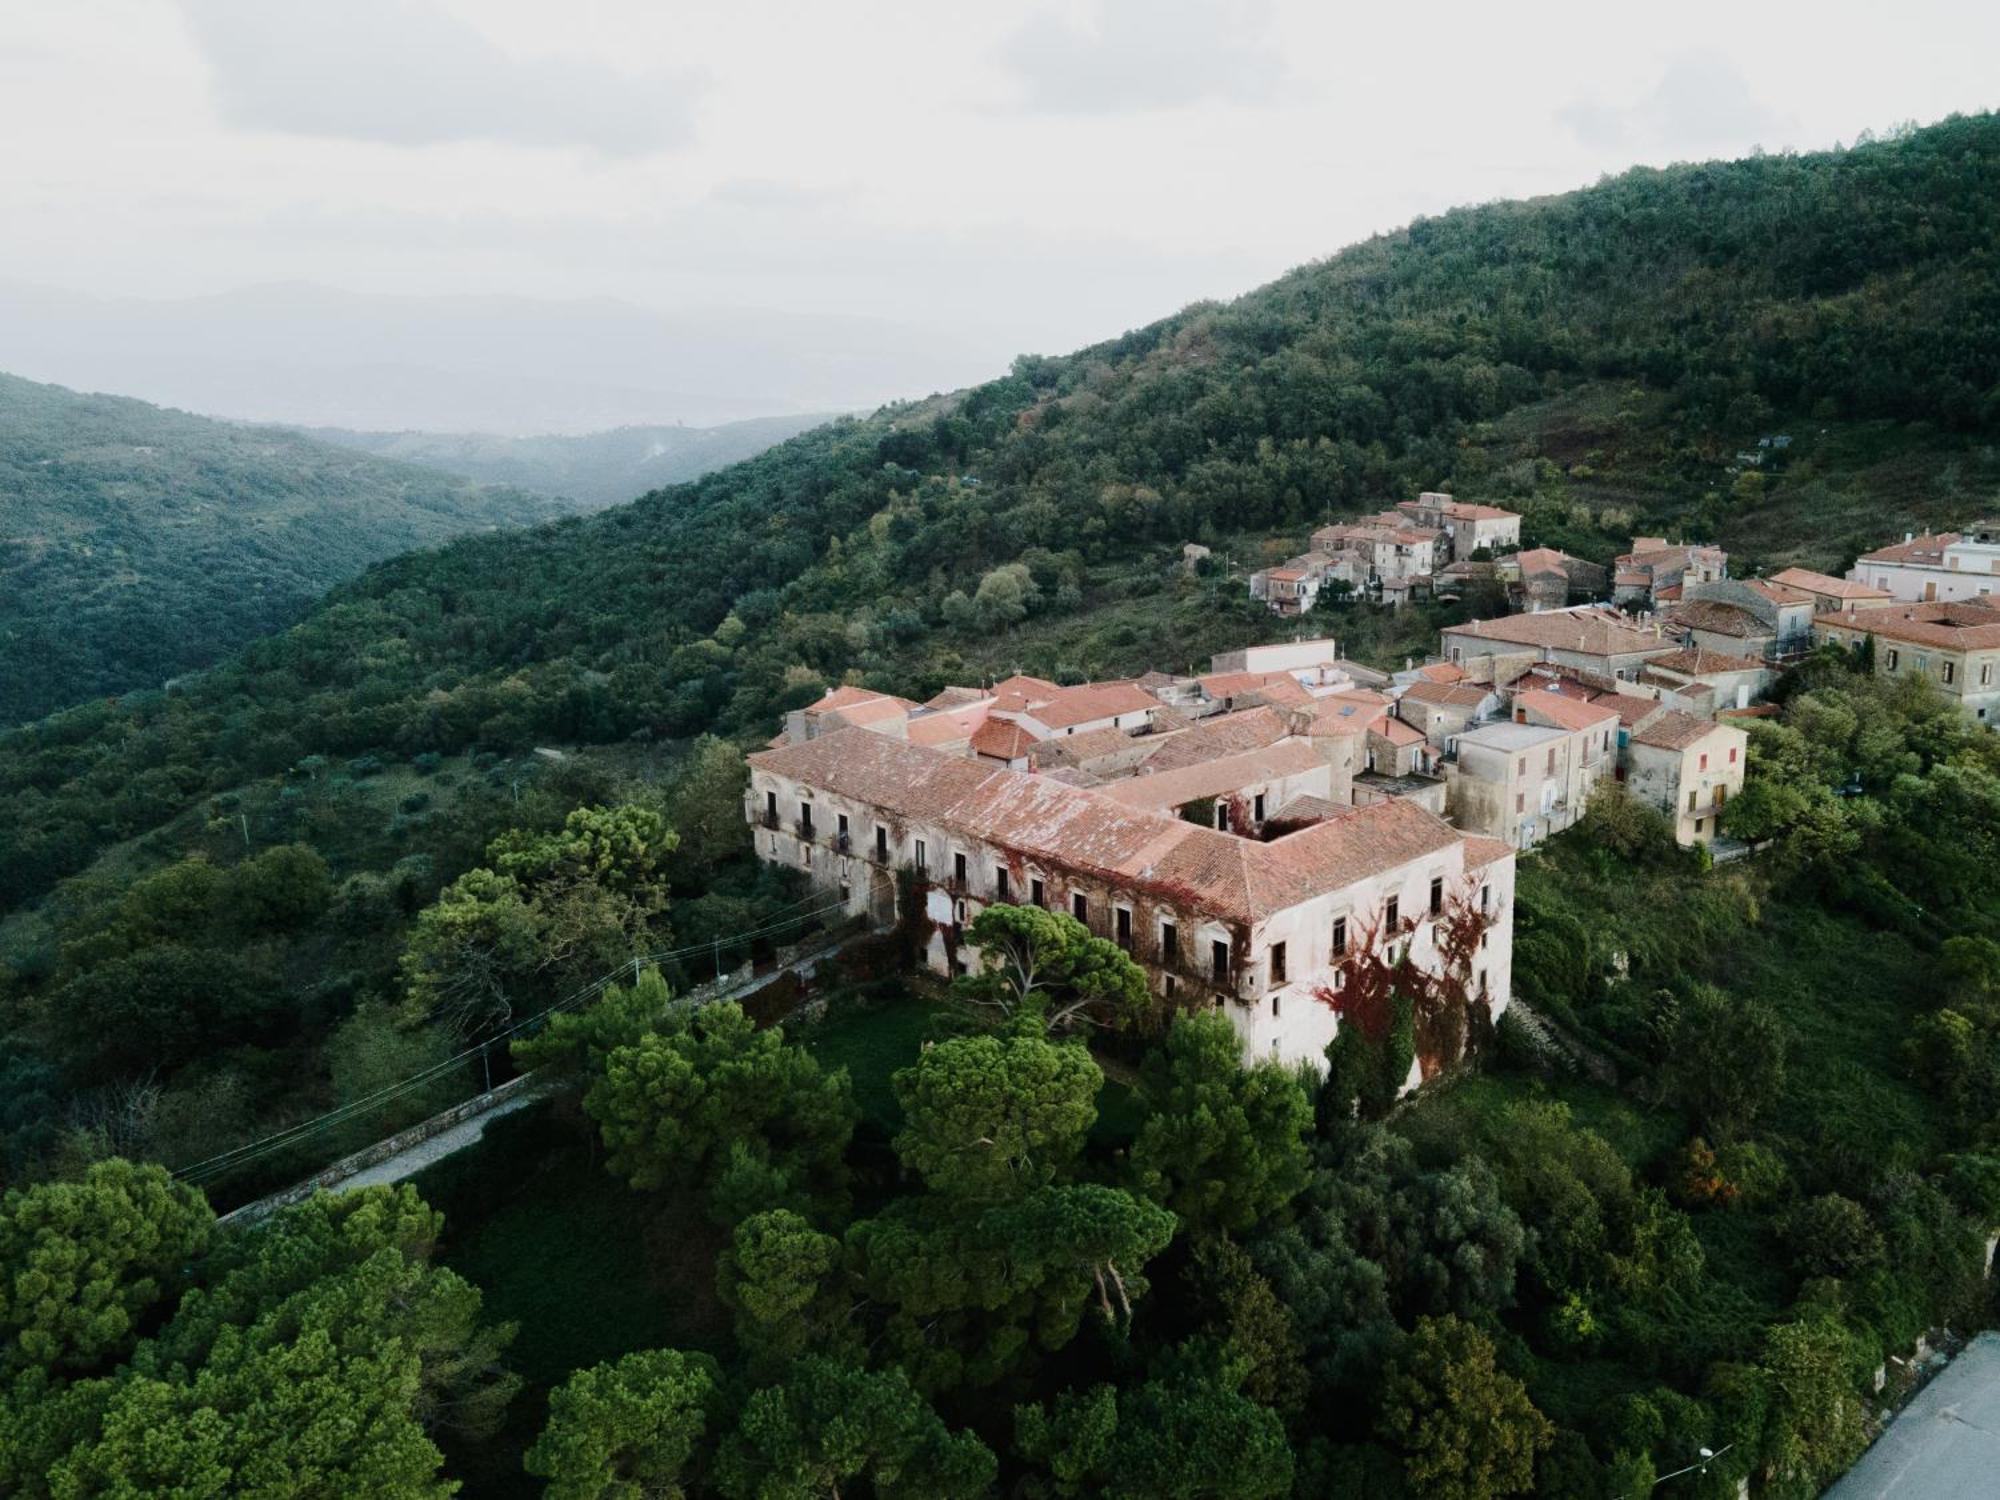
[{"x1": 767, "y1": 788, "x2": 1490, "y2": 1000}]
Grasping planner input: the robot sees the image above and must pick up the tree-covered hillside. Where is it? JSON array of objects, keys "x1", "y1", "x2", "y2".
[
  {"x1": 0, "y1": 373, "x2": 565, "y2": 725},
  {"x1": 303, "y1": 413, "x2": 840, "y2": 509},
  {"x1": 2, "y1": 115, "x2": 1995, "y2": 907}
]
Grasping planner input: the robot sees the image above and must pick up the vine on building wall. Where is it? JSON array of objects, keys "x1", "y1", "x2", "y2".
[{"x1": 1311, "y1": 874, "x2": 1499, "y2": 1100}]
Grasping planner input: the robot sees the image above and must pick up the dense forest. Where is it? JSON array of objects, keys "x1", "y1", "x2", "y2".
[
  {"x1": 0, "y1": 373, "x2": 566, "y2": 724},
  {"x1": 304, "y1": 414, "x2": 838, "y2": 509},
  {"x1": 3, "y1": 116, "x2": 2000, "y2": 1496}
]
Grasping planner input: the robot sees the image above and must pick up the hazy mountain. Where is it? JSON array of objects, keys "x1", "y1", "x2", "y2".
[
  {"x1": 301, "y1": 413, "x2": 840, "y2": 509},
  {"x1": 0, "y1": 371, "x2": 566, "y2": 724},
  {"x1": 0, "y1": 281, "x2": 1001, "y2": 435}
]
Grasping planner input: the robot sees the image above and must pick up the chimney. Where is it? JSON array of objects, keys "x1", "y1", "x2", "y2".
[{"x1": 1906, "y1": 532, "x2": 1914, "y2": 543}]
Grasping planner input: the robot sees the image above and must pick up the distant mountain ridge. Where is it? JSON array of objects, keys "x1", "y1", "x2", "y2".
[
  {"x1": 0, "y1": 281, "x2": 997, "y2": 433},
  {"x1": 0, "y1": 372, "x2": 568, "y2": 725},
  {"x1": 302, "y1": 413, "x2": 840, "y2": 509}
]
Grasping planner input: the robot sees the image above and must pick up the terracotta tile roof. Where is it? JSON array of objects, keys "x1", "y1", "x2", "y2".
[
  {"x1": 1026, "y1": 724, "x2": 1144, "y2": 770},
  {"x1": 1594, "y1": 692, "x2": 1666, "y2": 729},
  {"x1": 906, "y1": 704, "x2": 989, "y2": 748},
  {"x1": 1267, "y1": 794, "x2": 1350, "y2": 826},
  {"x1": 1718, "y1": 704, "x2": 1781, "y2": 719},
  {"x1": 1769, "y1": 568, "x2": 1891, "y2": 601},
  {"x1": 1402, "y1": 679, "x2": 1490, "y2": 709},
  {"x1": 1444, "y1": 610, "x2": 1675, "y2": 660},
  {"x1": 1462, "y1": 836, "x2": 1514, "y2": 871},
  {"x1": 1199, "y1": 670, "x2": 1291, "y2": 698},
  {"x1": 1655, "y1": 584, "x2": 1682, "y2": 602},
  {"x1": 809, "y1": 684, "x2": 904, "y2": 713},
  {"x1": 1823, "y1": 602, "x2": 2000, "y2": 651},
  {"x1": 748, "y1": 729, "x2": 1465, "y2": 924},
  {"x1": 1641, "y1": 647, "x2": 1769, "y2": 677},
  {"x1": 1141, "y1": 707, "x2": 1291, "y2": 772},
  {"x1": 1615, "y1": 569, "x2": 1651, "y2": 587},
  {"x1": 1742, "y1": 578, "x2": 1814, "y2": 607},
  {"x1": 1372, "y1": 717, "x2": 1426, "y2": 748},
  {"x1": 1266, "y1": 567, "x2": 1306, "y2": 582},
  {"x1": 924, "y1": 686, "x2": 991, "y2": 710},
  {"x1": 1097, "y1": 740, "x2": 1330, "y2": 812},
  {"x1": 987, "y1": 675, "x2": 1063, "y2": 713},
  {"x1": 1620, "y1": 541, "x2": 1726, "y2": 570},
  {"x1": 970, "y1": 719, "x2": 1036, "y2": 760},
  {"x1": 1019, "y1": 681, "x2": 1160, "y2": 730},
  {"x1": 1415, "y1": 662, "x2": 1467, "y2": 684},
  {"x1": 1512, "y1": 688, "x2": 1619, "y2": 732},
  {"x1": 1857, "y1": 533, "x2": 1959, "y2": 566},
  {"x1": 1515, "y1": 547, "x2": 1578, "y2": 576},
  {"x1": 1630, "y1": 710, "x2": 1734, "y2": 752},
  {"x1": 1666, "y1": 600, "x2": 1767, "y2": 639},
  {"x1": 1401, "y1": 495, "x2": 1519, "y2": 523}
]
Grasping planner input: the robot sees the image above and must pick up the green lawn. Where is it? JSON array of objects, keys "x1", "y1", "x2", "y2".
[{"x1": 799, "y1": 988, "x2": 940, "y2": 1135}]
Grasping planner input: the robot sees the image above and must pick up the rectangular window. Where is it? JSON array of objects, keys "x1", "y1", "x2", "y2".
[
  {"x1": 839, "y1": 880, "x2": 851, "y2": 904},
  {"x1": 914, "y1": 838, "x2": 927, "y2": 872},
  {"x1": 1515, "y1": 792, "x2": 1525, "y2": 813},
  {"x1": 1270, "y1": 941, "x2": 1287, "y2": 985},
  {"x1": 1546, "y1": 747, "x2": 1557, "y2": 774},
  {"x1": 1944, "y1": 660, "x2": 1957, "y2": 684},
  {"x1": 1695, "y1": 818, "x2": 1705, "y2": 834},
  {"x1": 1429, "y1": 876, "x2": 1444, "y2": 917},
  {"x1": 799, "y1": 801, "x2": 814, "y2": 837},
  {"x1": 1479, "y1": 884, "x2": 1490, "y2": 914},
  {"x1": 1116, "y1": 907, "x2": 1133, "y2": 949},
  {"x1": 953, "y1": 851, "x2": 967, "y2": 886},
  {"x1": 1687, "y1": 789, "x2": 1698, "y2": 812},
  {"x1": 1031, "y1": 877, "x2": 1045, "y2": 907},
  {"x1": 1478, "y1": 969, "x2": 1488, "y2": 997},
  {"x1": 1332, "y1": 916, "x2": 1347, "y2": 957},
  {"x1": 1385, "y1": 896, "x2": 1400, "y2": 931},
  {"x1": 1984, "y1": 663, "x2": 1994, "y2": 687},
  {"x1": 1253, "y1": 793, "x2": 1266, "y2": 821},
  {"x1": 876, "y1": 825, "x2": 888, "y2": 860},
  {"x1": 1213, "y1": 802, "x2": 1228, "y2": 830},
  {"x1": 1072, "y1": 892, "x2": 1088, "y2": 923},
  {"x1": 1728, "y1": 747, "x2": 1738, "y2": 764},
  {"x1": 995, "y1": 867, "x2": 1010, "y2": 901},
  {"x1": 1162, "y1": 921, "x2": 1178, "y2": 963},
  {"x1": 1887, "y1": 648, "x2": 1900, "y2": 670},
  {"x1": 1211, "y1": 939, "x2": 1230, "y2": 983},
  {"x1": 838, "y1": 812, "x2": 849, "y2": 839},
  {"x1": 1699, "y1": 753, "x2": 1708, "y2": 771},
  {"x1": 1517, "y1": 756, "x2": 1526, "y2": 775},
  {"x1": 765, "y1": 790, "x2": 778, "y2": 821}
]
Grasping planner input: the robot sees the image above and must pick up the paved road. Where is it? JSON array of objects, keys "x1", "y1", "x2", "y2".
[
  {"x1": 336, "y1": 1088, "x2": 544, "y2": 1194},
  {"x1": 330, "y1": 935, "x2": 852, "y2": 1195}
]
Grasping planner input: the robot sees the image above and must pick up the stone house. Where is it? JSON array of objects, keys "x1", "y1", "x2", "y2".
[
  {"x1": 1439, "y1": 607, "x2": 1680, "y2": 682},
  {"x1": 1625, "y1": 712, "x2": 1748, "y2": 845},
  {"x1": 1612, "y1": 538, "x2": 1728, "y2": 609},
  {"x1": 1395, "y1": 493, "x2": 1523, "y2": 561},
  {"x1": 1443, "y1": 720, "x2": 1588, "y2": 848},
  {"x1": 1768, "y1": 567, "x2": 1894, "y2": 617},
  {"x1": 1848, "y1": 524, "x2": 2000, "y2": 605},
  {"x1": 744, "y1": 728, "x2": 1516, "y2": 1068},
  {"x1": 1813, "y1": 602, "x2": 2000, "y2": 725}
]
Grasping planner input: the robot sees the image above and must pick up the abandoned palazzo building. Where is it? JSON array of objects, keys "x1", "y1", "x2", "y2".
[{"x1": 746, "y1": 728, "x2": 1516, "y2": 1067}]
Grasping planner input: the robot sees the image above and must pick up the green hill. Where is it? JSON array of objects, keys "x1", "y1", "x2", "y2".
[
  {"x1": 301, "y1": 413, "x2": 841, "y2": 509},
  {"x1": 5, "y1": 117, "x2": 1996, "y2": 897},
  {"x1": 0, "y1": 373, "x2": 567, "y2": 725},
  {"x1": 6, "y1": 113, "x2": 2000, "y2": 1500}
]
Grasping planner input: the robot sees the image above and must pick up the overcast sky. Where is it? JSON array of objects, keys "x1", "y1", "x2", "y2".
[{"x1": 3, "y1": 0, "x2": 1996, "y2": 418}]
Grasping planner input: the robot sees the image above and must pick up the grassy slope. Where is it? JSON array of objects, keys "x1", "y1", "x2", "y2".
[{"x1": 0, "y1": 371, "x2": 564, "y2": 723}]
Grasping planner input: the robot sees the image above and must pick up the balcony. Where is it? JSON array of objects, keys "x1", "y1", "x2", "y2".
[
  {"x1": 835, "y1": 832, "x2": 852, "y2": 855},
  {"x1": 760, "y1": 809, "x2": 779, "y2": 831},
  {"x1": 794, "y1": 817, "x2": 816, "y2": 842}
]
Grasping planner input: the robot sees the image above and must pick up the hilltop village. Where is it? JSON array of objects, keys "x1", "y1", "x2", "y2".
[{"x1": 745, "y1": 493, "x2": 2000, "y2": 1067}]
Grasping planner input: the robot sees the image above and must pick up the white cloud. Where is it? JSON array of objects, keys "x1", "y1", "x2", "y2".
[
  {"x1": 175, "y1": 0, "x2": 704, "y2": 155},
  {"x1": 1559, "y1": 51, "x2": 1784, "y2": 153},
  {"x1": 996, "y1": 0, "x2": 1289, "y2": 113}
]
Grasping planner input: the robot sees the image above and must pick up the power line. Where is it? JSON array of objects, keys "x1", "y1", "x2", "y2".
[{"x1": 172, "y1": 899, "x2": 852, "y2": 1186}]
